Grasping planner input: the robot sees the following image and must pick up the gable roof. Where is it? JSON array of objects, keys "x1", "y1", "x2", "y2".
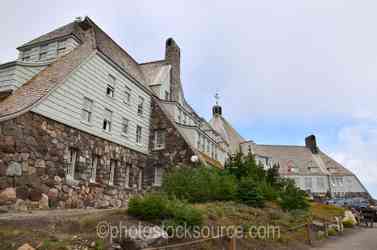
[
  {"x1": 0, "y1": 17, "x2": 154, "y2": 121},
  {"x1": 209, "y1": 115, "x2": 246, "y2": 153},
  {"x1": 139, "y1": 60, "x2": 169, "y2": 85},
  {"x1": 253, "y1": 144, "x2": 353, "y2": 176},
  {"x1": 18, "y1": 22, "x2": 78, "y2": 49}
]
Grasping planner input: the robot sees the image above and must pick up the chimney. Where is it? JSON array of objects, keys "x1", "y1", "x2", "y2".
[
  {"x1": 305, "y1": 135, "x2": 319, "y2": 154},
  {"x1": 165, "y1": 38, "x2": 181, "y2": 102}
]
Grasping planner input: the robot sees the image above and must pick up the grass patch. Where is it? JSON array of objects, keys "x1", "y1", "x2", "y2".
[
  {"x1": 310, "y1": 203, "x2": 345, "y2": 221},
  {"x1": 39, "y1": 239, "x2": 70, "y2": 250}
]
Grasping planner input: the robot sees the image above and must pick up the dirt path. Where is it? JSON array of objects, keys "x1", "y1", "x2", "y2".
[{"x1": 312, "y1": 227, "x2": 377, "y2": 250}]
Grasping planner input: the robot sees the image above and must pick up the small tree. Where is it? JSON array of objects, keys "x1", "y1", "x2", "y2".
[{"x1": 237, "y1": 177, "x2": 265, "y2": 207}]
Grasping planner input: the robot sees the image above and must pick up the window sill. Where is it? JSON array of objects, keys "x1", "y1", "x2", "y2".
[
  {"x1": 103, "y1": 130, "x2": 112, "y2": 135},
  {"x1": 121, "y1": 133, "x2": 129, "y2": 139},
  {"x1": 106, "y1": 95, "x2": 115, "y2": 99},
  {"x1": 81, "y1": 120, "x2": 93, "y2": 127}
]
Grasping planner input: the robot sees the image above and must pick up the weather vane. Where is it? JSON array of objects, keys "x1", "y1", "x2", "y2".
[{"x1": 214, "y1": 92, "x2": 220, "y2": 105}]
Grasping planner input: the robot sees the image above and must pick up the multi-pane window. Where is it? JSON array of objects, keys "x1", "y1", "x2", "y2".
[
  {"x1": 183, "y1": 114, "x2": 187, "y2": 125},
  {"x1": 154, "y1": 130, "x2": 166, "y2": 150},
  {"x1": 67, "y1": 149, "x2": 78, "y2": 180},
  {"x1": 177, "y1": 109, "x2": 182, "y2": 123},
  {"x1": 165, "y1": 91, "x2": 170, "y2": 100},
  {"x1": 22, "y1": 50, "x2": 31, "y2": 61},
  {"x1": 124, "y1": 86, "x2": 131, "y2": 104},
  {"x1": 90, "y1": 156, "x2": 99, "y2": 183},
  {"x1": 137, "y1": 96, "x2": 144, "y2": 116},
  {"x1": 154, "y1": 167, "x2": 164, "y2": 187},
  {"x1": 136, "y1": 125, "x2": 142, "y2": 144},
  {"x1": 121, "y1": 118, "x2": 129, "y2": 135},
  {"x1": 124, "y1": 163, "x2": 131, "y2": 188},
  {"x1": 109, "y1": 160, "x2": 116, "y2": 186},
  {"x1": 57, "y1": 40, "x2": 66, "y2": 55},
  {"x1": 39, "y1": 44, "x2": 48, "y2": 60},
  {"x1": 106, "y1": 84, "x2": 115, "y2": 98},
  {"x1": 197, "y1": 133, "x2": 201, "y2": 149},
  {"x1": 103, "y1": 109, "x2": 112, "y2": 132},
  {"x1": 81, "y1": 97, "x2": 93, "y2": 123}
]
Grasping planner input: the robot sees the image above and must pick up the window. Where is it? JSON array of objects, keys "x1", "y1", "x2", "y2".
[
  {"x1": 66, "y1": 149, "x2": 78, "y2": 180},
  {"x1": 154, "y1": 167, "x2": 164, "y2": 187},
  {"x1": 201, "y1": 136, "x2": 205, "y2": 152},
  {"x1": 154, "y1": 130, "x2": 166, "y2": 150},
  {"x1": 165, "y1": 91, "x2": 170, "y2": 100},
  {"x1": 183, "y1": 114, "x2": 187, "y2": 125},
  {"x1": 22, "y1": 50, "x2": 31, "y2": 61},
  {"x1": 106, "y1": 85, "x2": 115, "y2": 98},
  {"x1": 90, "y1": 156, "x2": 99, "y2": 183},
  {"x1": 124, "y1": 86, "x2": 131, "y2": 104},
  {"x1": 137, "y1": 96, "x2": 144, "y2": 116},
  {"x1": 109, "y1": 160, "x2": 116, "y2": 186},
  {"x1": 121, "y1": 118, "x2": 129, "y2": 136},
  {"x1": 333, "y1": 177, "x2": 344, "y2": 186},
  {"x1": 214, "y1": 147, "x2": 218, "y2": 160},
  {"x1": 177, "y1": 109, "x2": 182, "y2": 123},
  {"x1": 138, "y1": 169, "x2": 143, "y2": 190},
  {"x1": 197, "y1": 133, "x2": 201, "y2": 149},
  {"x1": 39, "y1": 44, "x2": 48, "y2": 60},
  {"x1": 207, "y1": 140, "x2": 210, "y2": 154},
  {"x1": 57, "y1": 40, "x2": 66, "y2": 55},
  {"x1": 136, "y1": 125, "x2": 142, "y2": 144},
  {"x1": 103, "y1": 109, "x2": 112, "y2": 132},
  {"x1": 81, "y1": 97, "x2": 93, "y2": 123},
  {"x1": 124, "y1": 163, "x2": 131, "y2": 188}
]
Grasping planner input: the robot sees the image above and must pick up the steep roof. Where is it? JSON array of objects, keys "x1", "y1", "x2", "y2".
[
  {"x1": 139, "y1": 60, "x2": 169, "y2": 84},
  {"x1": 18, "y1": 22, "x2": 78, "y2": 49},
  {"x1": 209, "y1": 114, "x2": 246, "y2": 153},
  {"x1": 0, "y1": 17, "x2": 153, "y2": 121},
  {"x1": 253, "y1": 144, "x2": 353, "y2": 176}
]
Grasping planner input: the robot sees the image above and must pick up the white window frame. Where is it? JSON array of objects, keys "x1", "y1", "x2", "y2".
[
  {"x1": 81, "y1": 97, "x2": 93, "y2": 124},
  {"x1": 165, "y1": 91, "x2": 170, "y2": 100},
  {"x1": 136, "y1": 125, "x2": 142, "y2": 144},
  {"x1": 137, "y1": 96, "x2": 144, "y2": 116},
  {"x1": 103, "y1": 108, "x2": 113, "y2": 133},
  {"x1": 154, "y1": 167, "x2": 164, "y2": 187},
  {"x1": 106, "y1": 84, "x2": 115, "y2": 98},
  {"x1": 124, "y1": 85, "x2": 131, "y2": 105},
  {"x1": 90, "y1": 156, "x2": 98, "y2": 183},
  {"x1": 154, "y1": 130, "x2": 166, "y2": 150},
  {"x1": 67, "y1": 149, "x2": 77, "y2": 180},
  {"x1": 22, "y1": 49, "x2": 32, "y2": 61},
  {"x1": 121, "y1": 118, "x2": 129, "y2": 136},
  {"x1": 39, "y1": 44, "x2": 48, "y2": 60},
  {"x1": 109, "y1": 160, "x2": 116, "y2": 186},
  {"x1": 57, "y1": 40, "x2": 66, "y2": 55}
]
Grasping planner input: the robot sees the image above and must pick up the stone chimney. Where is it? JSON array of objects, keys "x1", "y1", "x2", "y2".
[
  {"x1": 165, "y1": 38, "x2": 181, "y2": 102},
  {"x1": 305, "y1": 135, "x2": 319, "y2": 154}
]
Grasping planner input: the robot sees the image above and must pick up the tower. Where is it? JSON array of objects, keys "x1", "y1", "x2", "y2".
[{"x1": 212, "y1": 92, "x2": 222, "y2": 116}]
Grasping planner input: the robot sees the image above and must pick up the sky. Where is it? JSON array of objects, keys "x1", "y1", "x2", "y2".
[{"x1": 1, "y1": 0, "x2": 376, "y2": 198}]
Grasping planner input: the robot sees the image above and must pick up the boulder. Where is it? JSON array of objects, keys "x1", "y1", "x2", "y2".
[
  {"x1": 47, "y1": 188, "x2": 59, "y2": 201},
  {"x1": 15, "y1": 199, "x2": 28, "y2": 212},
  {"x1": 17, "y1": 243, "x2": 35, "y2": 250},
  {"x1": 54, "y1": 176, "x2": 62, "y2": 185},
  {"x1": 95, "y1": 200, "x2": 110, "y2": 209},
  {"x1": 29, "y1": 189, "x2": 42, "y2": 201},
  {"x1": 343, "y1": 210, "x2": 357, "y2": 225},
  {"x1": 39, "y1": 193, "x2": 49, "y2": 209},
  {"x1": 16, "y1": 186, "x2": 30, "y2": 200},
  {"x1": 0, "y1": 187, "x2": 16, "y2": 205},
  {"x1": 35, "y1": 159, "x2": 46, "y2": 168},
  {"x1": 120, "y1": 226, "x2": 168, "y2": 249},
  {"x1": 6, "y1": 162, "x2": 22, "y2": 177}
]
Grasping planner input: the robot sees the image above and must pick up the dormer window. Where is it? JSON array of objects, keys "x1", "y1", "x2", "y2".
[
  {"x1": 22, "y1": 50, "x2": 31, "y2": 61},
  {"x1": 39, "y1": 44, "x2": 48, "y2": 60},
  {"x1": 57, "y1": 40, "x2": 66, "y2": 55}
]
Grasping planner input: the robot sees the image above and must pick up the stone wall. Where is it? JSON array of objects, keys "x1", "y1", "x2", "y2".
[
  {"x1": 144, "y1": 98, "x2": 196, "y2": 186},
  {"x1": 0, "y1": 111, "x2": 147, "y2": 211}
]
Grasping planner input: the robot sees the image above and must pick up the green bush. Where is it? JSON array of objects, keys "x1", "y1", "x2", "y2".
[
  {"x1": 128, "y1": 193, "x2": 203, "y2": 227},
  {"x1": 162, "y1": 167, "x2": 237, "y2": 203},
  {"x1": 237, "y1": 177, "x2": 265, "y2": 207},
  {"x1": 327, "y1": 228, "x2": 337, "y2": 236},
  {"x1": 257, "y1": 181, "x2": 278, "y2": 201},
  {"x1": 278, "y1": 179, "x2": 309, "y2": 211}
]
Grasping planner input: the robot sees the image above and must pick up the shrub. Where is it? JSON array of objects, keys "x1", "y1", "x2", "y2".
[
  {"x1": 128, "y1": 193, "x2": 203, "y2": 227},
  {"x1": 237, "y1": 177, "x2": 264, "y2": 207},
  {"x1": 327, "y1": 228, "x2": 337, "y2": 236},
  {"x1": 257, "y1": 181, "x2": 278, "y2": 201},
  {"x1": 162, "y1": 167, "x2": 237, "y2": 203},
  {"x1": 278, "y1": 180, "x2": 309, "y2": 211}
]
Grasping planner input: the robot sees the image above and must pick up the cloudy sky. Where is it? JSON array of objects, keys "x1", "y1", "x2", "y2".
[{"x1": 1, "y1": 0, "x2": 377, "y2": 198}]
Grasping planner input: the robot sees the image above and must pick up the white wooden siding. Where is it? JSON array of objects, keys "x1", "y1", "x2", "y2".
[
  {"x1": 32, "y1": 53, "x2": 151, "y2": 154},
  {"x1": 18, "y1": 37, "x2": 80, "y2": 62},
  {"x1": 0, "y1": 63, "x2": 46, "y2": 91}
]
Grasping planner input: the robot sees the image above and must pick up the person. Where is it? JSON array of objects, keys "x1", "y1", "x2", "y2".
[{"x1": 360, "y1": 206, "x2": 375, "y2": 228}]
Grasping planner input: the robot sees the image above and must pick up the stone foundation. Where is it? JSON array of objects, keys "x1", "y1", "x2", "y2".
[{"x1": 0, "y1": 112, "x2": 147, "y2": 211}]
